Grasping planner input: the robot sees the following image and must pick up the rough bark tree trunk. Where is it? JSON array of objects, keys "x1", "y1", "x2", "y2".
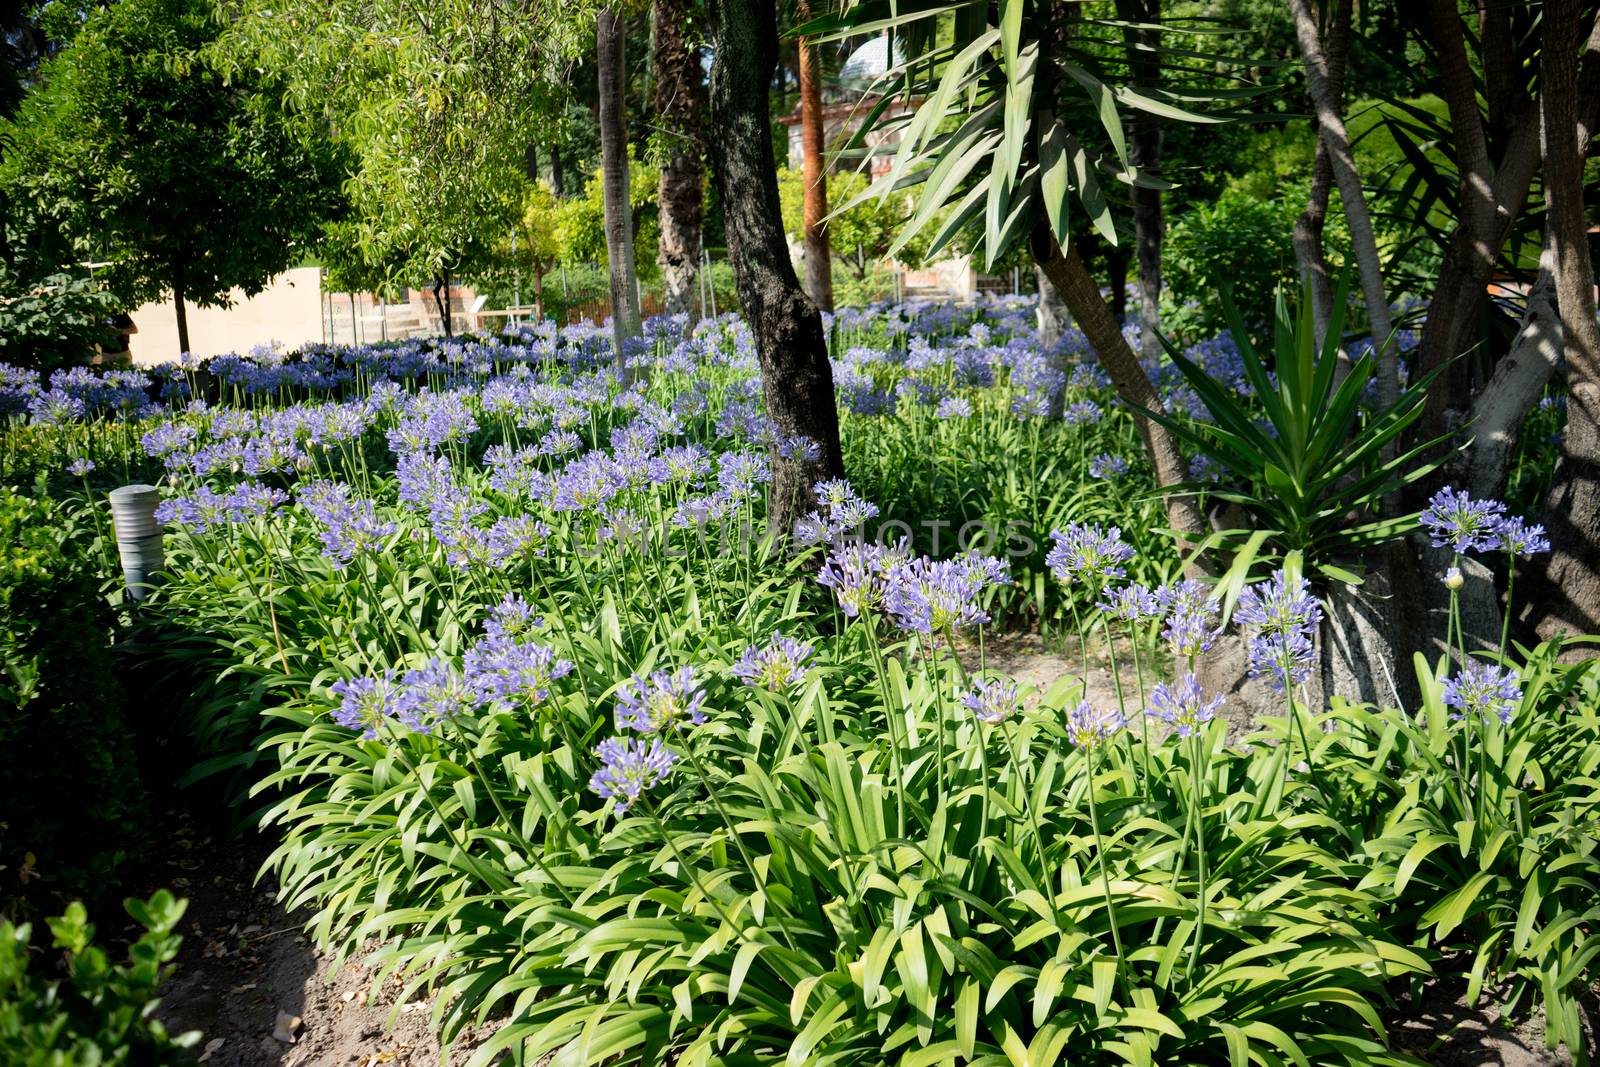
[
  {"x1": 708, "y1": 0, "x2": 844, "y2": 543},
  {"x1": 1526, "y1": 1, "x2": 1600, "y2": 640},
  {"x1": 653, "y1": 0, "x2": 706, "y2": 320},
  {"x1": 598, "y1": 6, "x2": 643, "y2": 366},
  {"x1": 1117, "y1": 0, "x2": 1163, "y2": 360},
  {"x1": 1288, "y1": 0, "x2": 1395, "y2": 409},
  {"x1": 797, "y1": 0, "x2": 834, "y2": 313},
  {"x1": 1033, "y1": 236, "x2": 1208, "y2": 558}
]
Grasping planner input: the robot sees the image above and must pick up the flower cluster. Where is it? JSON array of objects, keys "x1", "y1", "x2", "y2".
[
  {"x1": 731, "y1": 632, "x2": 815, "y2": 691},
  {"x1": 616, "y1": 666, "x2": 707, "y2": 734},
  {"x1": 588, "y1": 737, "x2": 677, "y2": 813},
  {"x1": 1235, "y1": 570, "x2": 1322, "y2": 693},
  {"x1": 961, "y1": 678, "x2": 1020, "y2": 724},
  {"x1": 1046, "y1": 524, "x2": 1134, "y2": 587},
  {"x1": 1442, "y1": 660, "x2": 1522, "y2": 726},
  {"x1": 1148, "y1": 674, "x2": 1223, "y2": 738}
]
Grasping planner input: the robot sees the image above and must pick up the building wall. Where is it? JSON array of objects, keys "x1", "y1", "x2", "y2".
[{"x1": 129, "y1": 266, "x2": 325, "y2": 365}]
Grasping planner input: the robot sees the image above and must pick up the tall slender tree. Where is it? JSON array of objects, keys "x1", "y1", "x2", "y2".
[
  {"x1": 796, "y1": 0, "x2": 834, "y2": 312},
  {"x1": 652, "y1": 0, "x2": 705, "y2": 318},
  {"x1": 1116, "y1": 0, "x2": 1163, "y2": 360},
  {"x1": 708, "y1": 0, "x2": 843, "y2": 541},
  {"x1": 597, "y1": 5, "x2": 642, "y2": 364}
]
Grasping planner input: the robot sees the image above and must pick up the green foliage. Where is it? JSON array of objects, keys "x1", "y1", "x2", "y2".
[
  {"x1": 0, "y1": 488, "x2": 148, "y2": 915},
  {"x1": 0, "y1": 269, "x2": 116, "y2": 372},
  {"x1": 1162, "y1": 190, "x2": 1310, "y2": 338},
  {"x1": 1146, "y1": 279, "x2": 1451, "y2": 583},
  {"x1": 0, "y1": 0, "x2": 344, "y2": 329},
  {"x1": 0, "y1": 890, "x2": 199, "y2": 1063},
  {"x1": 220, "y1": 0, "x2": 594, "y2": 288},
  {"x1": 1322, "y1": 640, "x2": 1600, "y2": 1057},
  {"x1": 777, "y1": 167, "x2": 935, "y2": 279},
  {"x1": 559, "y1": 156, "x2": 662, "y2": 283},
  {"x1": 808, "y1": 0, "x2": 1255, "y2": 267}
]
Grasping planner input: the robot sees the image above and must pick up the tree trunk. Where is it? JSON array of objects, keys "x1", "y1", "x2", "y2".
[
  {"x1": 1034, "y1": 235, "x2": 1208, "y2": 558},
  {"x1": 173, "y1": 263, "x2": 190, "y2": 357},
  {"x1": 1107, "y1": 246, "x2": 1131, "y2": 324},
  {"x1": 1288, "y1": 0, "x2": 1395, "y2": 411},
  {"x1": 1526, "y1": 1, "x2": 1600, "y2": 641},
  {"x1": 433, "y1": 272, "x2": 453, "y2": 338},
  {"x1": 598, "y1": 5, "x2": 643, "y2": 365},
  {"x1": 797, "y1": 1, "x2": 834, "y2": 313},
  {"x1": 1291, "y1": 0, "x2": 1350, "y2": 367},
  {"x1": 550, "y1": 146, "x2": 564, "y2": 197},
  {"x1": 653, "y1": 0, "x2": 706, "y2": 319},
  {"x1": 1035, "y1": 264, "x2": 1069, "y2": 352},
  {"x1": 1117, "y1": 0, "x2": 1163, "y2": 360},
  {"x1": 708, "y1": 0, "x2": 844, "y2": 543}
]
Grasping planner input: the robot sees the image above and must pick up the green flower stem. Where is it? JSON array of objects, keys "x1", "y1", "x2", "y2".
[
  {"x1": 671, "y1": 722, "x2": 800, "y2": 952},
  {"x1": 1184, "y1": 729, "x2": 1209, "y2": 987},
  {"x1": 863, "y1": 617, "x2": 908, "y2": 837},
  {"x1": 458, "y1": 737, "x2": 575, "y2": 904},
  {"x1": 998, "y1": 719, "x2": 1058, "y2": 930},
  {"x1": 1085, "y1": 747, "x2": 1127, "y2": 989},
  {"x1": 644, "y1": 799, "x2": 762, "y2": 949}
]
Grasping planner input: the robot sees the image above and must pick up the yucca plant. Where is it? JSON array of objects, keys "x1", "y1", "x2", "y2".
[{"x1": 1141, "y1": 278, "x2": 1453, "y2": 585}]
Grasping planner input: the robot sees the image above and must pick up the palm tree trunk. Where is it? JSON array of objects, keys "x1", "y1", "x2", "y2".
[
  {"x1": 598, "y1": 5, "x2": 642, "y2": 365},
  {"x1": 1291, "y1": 0, "x2": 1350, "y2": 366},
  {"x1": 1034, "y1": 237, "x2": 1207, "y2": 555},
  {"x1": 653, "y1": 0, "x2": 705, "y2": 319},
  {"x1": 708, "y1": 0, "x2": 843, "y2": 543},
  {"x1": 1526, "y1": 2, "x2": 1600, "y2": 641},
  {"x1": 797, "y1": 0, "x2": 834, "y2": 312}
]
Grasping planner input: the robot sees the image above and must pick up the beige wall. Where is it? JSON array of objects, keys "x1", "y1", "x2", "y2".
[{"x1": 129, "y1": 266, "x2": 325, "y2": 365}]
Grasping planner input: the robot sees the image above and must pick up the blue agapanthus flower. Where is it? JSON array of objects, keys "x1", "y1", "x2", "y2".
[
  {"x1": 1421, "y1": 487, "x2": 1507, "y2": 555},
  {"x1": 961, "y1": 678, "x2": 1020, "y2": 725},
  {"x1": 1046, "y1": 523, "x2": 1134, "y2": 586},
  {"x1": 1442, "y1": 660, "x2": 1522, "y2": 726},
  {"x1": 589, "y1": 736, "x2": 676, "y2": 813},
  {"x1": 731, "y1": 631, "x2": 815, "y2": 691},
  {"x1": 1148, "y1": 674, "x2": 1223, "y2": 738},
  {"x1": 616, "y1": 666, "x2": 707, "y2": 734},
  {"x1": 1066, "y1": 701, "x2": 1125, "y2": 752},
  {"x1": 1492, "y1": 515, "x2": 1550, "y2": 558},
  {"x1": 1099, "y1": 583, "x2": 1161, "y2": 623},
  {"x1": 331, "y1": 671, "x2": 399, "y2": 739}
]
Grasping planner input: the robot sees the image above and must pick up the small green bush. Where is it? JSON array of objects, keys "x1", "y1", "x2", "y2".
[
  {"x1": 0, "y1": 890, "x2": 199, "y2": 1064},
  {"x1": 0, "y1": 488, "x2": 148, "y2": 915}
]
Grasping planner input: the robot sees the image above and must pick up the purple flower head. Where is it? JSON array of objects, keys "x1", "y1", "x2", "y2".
[
  {"x1": 331, "y1": 672, "x2": 399, "y2": 739},
  {"x1": 299, "y1": 482, "x2": 398, "y2": 569},
  {"x1": 589, "y1": 736, "x2": 676, "y2": 814},
  {"x1": 1148, "y1": 674, "x2": 1223, "y2": 737},
  {"x1": 1493, "y1": 516, "x2": 1550, "y2": 558},
  {"x1": 484, "y1": 593, "x2": 544, "y2": 641},
  {"x1": 731, "y1": 631, "x2": 815, "y2": 691},
  {"x1": 935, "y1": 396, "x2": 973, "y2": 419},
  {"x1": 464, "y1": 635, "x2": 575, "y2": 708},
  {"x1": 1246, "y1": 630, "x2": 1316, "y2": 693},
  {"x1": 777, "y1": 433, "x2": 822, "y2": 461},
  {"x1": 1421, "y1": 487, "x2": 1508, "y2": 555},
  {"x1": 485, "y1": 515, "x2": 552, "y2": 565},
  {"x1": 616, "y1": 666, "x2": 708, "y2": 734},
  {"x1": 817, "y1": 541, "x2": 893, "y2": 618},
  {"x1": 1442, "y1": 660, "x2": 1522, "y2": 726},
  {"x1": 956, "y1": 552, "x2": 1013, "y2": 592},
  {"x1": 1234, "y1": 571, "x2": 1323, "y2": 636},
  {"x1": 961, "y1": 678, "x2": 1020, "y2": 725},
  {"x1": 1046, "y1": 524, "x2": 1134, "y2": 587},
  {"x1": 1066, "y1": 701, "x2": 1125, "y2": 752},
  {"x1": 1099, "y1": 583, "x2": 1161, "y2": 623},
  {"x1": 1063, "y1": 400, "x2": 1102, "y2": 426},
  {"x1": 394, "y1": 659, "x2": 481, "y2": 733},
  {"x1": 884, "y1": 556, "x2": 992, "y2": 635},
  {"x1": 67, "y1": 458, "x2": 95, "y2": 477},
  {"x1": 1089, "y1": 454, "x2": 1130, "y2": 480}
]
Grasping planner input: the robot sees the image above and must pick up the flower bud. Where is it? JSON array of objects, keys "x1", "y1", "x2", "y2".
[{"x1": 1443, "y1": 566, "x2": 1464, "y2": 590}]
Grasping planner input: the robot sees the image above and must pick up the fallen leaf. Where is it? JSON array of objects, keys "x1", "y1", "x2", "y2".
[
  {"x1": 272, "y1": 1010, "x2": 303, "y2": 1044},
  {"x1": 198, "y1": 1037, "x2": 225, "y2": 1062}
]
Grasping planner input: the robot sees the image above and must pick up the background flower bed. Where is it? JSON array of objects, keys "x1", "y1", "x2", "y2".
[{"x1": 0, "y1": 300, "x2": 1594, "y2": 1064}]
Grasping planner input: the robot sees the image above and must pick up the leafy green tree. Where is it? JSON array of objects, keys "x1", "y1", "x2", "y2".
[
  {"x1": 776, "y1": 166, "x2": 934, "y2": 283},
  {"x1": 0, "y1": 0, "x2": 344, "y2": 356},
  {"x1": 220, "y1": 0, "x2": 596, "y2": 320}
]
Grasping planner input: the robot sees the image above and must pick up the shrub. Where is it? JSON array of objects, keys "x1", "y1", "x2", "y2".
[
  {"x1": 0, "y1": 890, "x2": 199, "y2": 1063},
  {"x1": 1162, "y1": 190, "x2": 1303, "y2": 340},
  {"x1": 0, "y1": 487, "x2": 148, "y2": 916}
]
